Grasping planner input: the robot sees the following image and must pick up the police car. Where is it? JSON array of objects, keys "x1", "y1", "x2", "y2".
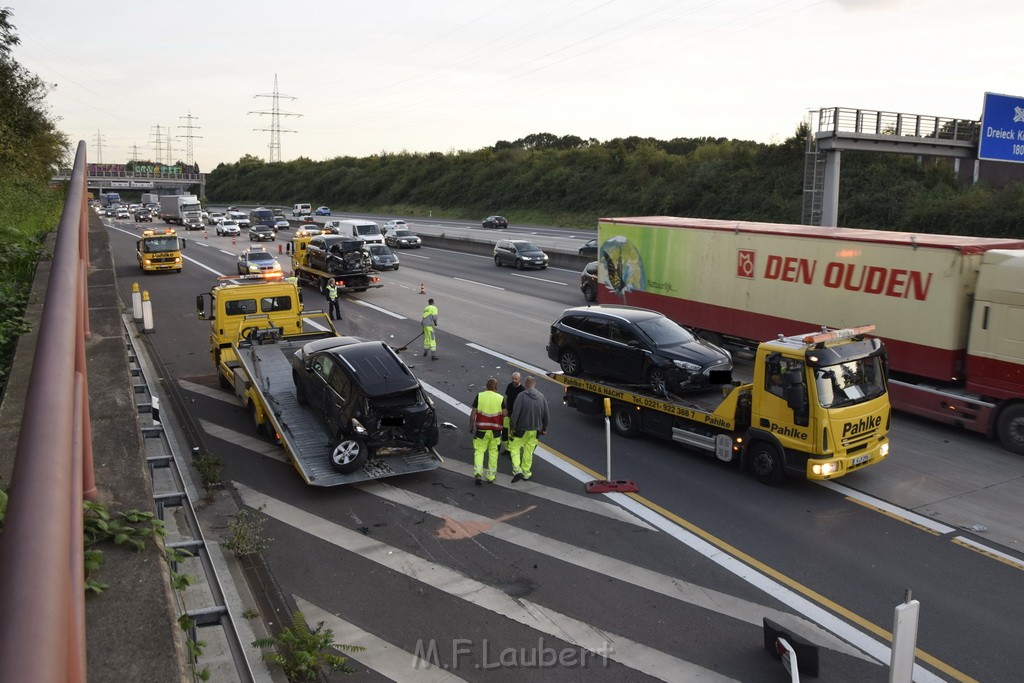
[{"x1": 236, "y1": 246, "x2": 282, "y2": 275}]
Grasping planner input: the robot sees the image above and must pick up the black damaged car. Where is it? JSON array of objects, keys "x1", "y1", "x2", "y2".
[{"x1": 291, "y1": 337, "x2": 439, "y2": 473}]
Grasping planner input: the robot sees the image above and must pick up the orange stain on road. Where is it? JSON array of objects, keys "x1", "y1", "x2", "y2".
[{"x1": 436, "y1": 505, "x2": 538, "y2": 540}]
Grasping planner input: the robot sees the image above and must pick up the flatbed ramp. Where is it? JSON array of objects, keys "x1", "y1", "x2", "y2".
[{"x1": 234, "y1": 342, "x2": 442, "y2": 487}]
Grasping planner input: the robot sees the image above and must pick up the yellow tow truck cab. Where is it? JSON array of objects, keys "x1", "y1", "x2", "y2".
[
  {"x1": 137, "y1": 228, "x2": 185, "y2": 273},
  {"x1": 553, "y1": 325, "x2": 890, "y2": 484}
]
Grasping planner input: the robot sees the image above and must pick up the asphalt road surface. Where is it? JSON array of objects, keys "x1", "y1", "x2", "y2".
[{"x1": 106, "y1": 213, "x2": 1023, "y2": 682}]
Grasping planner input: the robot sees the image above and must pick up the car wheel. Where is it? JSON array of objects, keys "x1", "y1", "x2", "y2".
[
  {"x1": 330, "y1": 436, "x2": 369, "y2": 474},
  {"x1": 393, "y1": 265, "x2": 399, "y2": 270},
  {"x1": 494, "y1": 255, "x2": 501, "y2": 267},
  {"x1": 610, "y1": 404, "x2": 640, "y2": 437},
  {"x1": 749, "y1": 441, "x2": 785, "y2": 485},
  {"x1": 582, "y1": 283, "x2": 597, "y2": 302},
  {"x1": 293, "y1": 373, "x2": 308, "y2": 405},
  {"x1": 515, "y1": 260, "x2": 524, "y2": 270},
  {"x1": 559, "y1": 349, "x2": 582, "y2": 376},
  {"x1": 648, "y1": 368, "x2": 668, "y2": 396}
]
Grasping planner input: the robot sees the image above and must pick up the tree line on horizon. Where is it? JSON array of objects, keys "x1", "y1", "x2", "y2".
[{"x1": 207, "y1": 128, "x2": 1024, "y2": 237}]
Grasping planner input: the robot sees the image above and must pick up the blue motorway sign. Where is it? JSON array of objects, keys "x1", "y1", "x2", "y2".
[{"x1": 979, "y1": 92, "x2": 1024, "y2": 163}]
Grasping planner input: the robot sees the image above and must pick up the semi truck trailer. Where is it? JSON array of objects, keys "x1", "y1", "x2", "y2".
[{"x1": 592, "y1": 216, "x2": 1024, "y2": 453}]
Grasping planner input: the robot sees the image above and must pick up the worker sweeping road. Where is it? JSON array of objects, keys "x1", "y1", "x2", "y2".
[{"x1": 421, "y1": 298, "x2": 439, "y2": 360}]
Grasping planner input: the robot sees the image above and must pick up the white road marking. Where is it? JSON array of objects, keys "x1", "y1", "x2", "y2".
[
  {"x1": 353, "y1": 300, "x2": 407, "y2": 319},
  {"x1": 354, "y1": 480, "x2": 865, "y2": 658},
  {"x1": 818, "y1": 481, "x2": 956, "y2": 534},
  {"x1": 199, "y1": 420, "x2": 286, "y2": 462},
  {"x1": 421, "y1": 363, "x2": 933, "y2": 677},
  {"x1": 178, "y1": 379, "x2": 234, "y2": 403},
  {"x1": 952, "y1": 536, "x2": 1024, "y2": 570},
  {"x1": 437, "y1": 458, "x2": 655, "y2": 530},
  {"x1": 294, "y1": 596, "x2": 466, "y2": 682},
  {"x1": 510, "y1": 273, "x2": 567, "y2": 286},
  {"x1": 234, "y1": 482, "x2": 737, "y2": 682},
  {"x1": 459, "y1": 345, "x2": 548, "y2": 376},
  {"x1": 453, "y1": 277, "x2": 504, "y2": 290}
]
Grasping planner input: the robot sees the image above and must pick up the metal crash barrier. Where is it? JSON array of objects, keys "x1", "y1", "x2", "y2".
[{"x1": 0, "y1": 140, "x2": 94, "y2": 681}]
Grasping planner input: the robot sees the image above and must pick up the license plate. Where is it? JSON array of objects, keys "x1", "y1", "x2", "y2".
[{"x1": 852, "y1": 454, "x2": 870, "y2": 466}]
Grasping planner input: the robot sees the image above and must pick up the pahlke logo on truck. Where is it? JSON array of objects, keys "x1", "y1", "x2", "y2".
[
  {"x1": 842, "y1": 415, "x2": 882, "y2": 438},
  {"x1": 768, "y1": 423, "x2": 807, "y2": 440},
  {"x1": 737, "y1": 250, "x2": 933, "y2": 301}
]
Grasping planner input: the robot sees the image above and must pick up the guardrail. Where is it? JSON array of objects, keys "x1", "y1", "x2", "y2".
[
  {"x1": 0, "y1": 140, "x2": 95, "y2": 681},
  {"x1": 815, "y1": 107, "x2": 980, "y2": 144}
]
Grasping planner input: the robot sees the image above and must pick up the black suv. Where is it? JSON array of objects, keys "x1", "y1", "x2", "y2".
[
  {"x1": 291, "y1": 337, "x2": 439, "y2": 473},
  {"x1": 546, "y1": 305, "x2": 732, "y2": 395},
  {"x1": 133, "y1": 208, "x2": 152, "y2": 222},
  {"x1": 494, "y1": 239, "x2": 548, "y2": 270},
  {"x1": 482, "y1": 215, "x2": 508, "y2": 229},
  {"x1": 305, "y1": 235, "x2": 372, "y2": 274}
]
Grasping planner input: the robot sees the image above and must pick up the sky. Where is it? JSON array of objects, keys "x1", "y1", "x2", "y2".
[{"x1": 8, "y1": 0, "x2": 1023, "y2": 172}]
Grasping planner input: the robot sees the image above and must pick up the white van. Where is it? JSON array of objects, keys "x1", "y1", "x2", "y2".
[
  {"x1": 327, "y1": 219, "x2": 384, "y2": 245},
  {"x1": 292, "y1": 203, "x2": 311, "y2": 216}
]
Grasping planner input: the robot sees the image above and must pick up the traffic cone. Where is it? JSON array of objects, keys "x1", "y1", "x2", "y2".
[
  {"x1": 203, "y1": 230, "x2": 208, "y2": 240},
  {"x1": 419, "y1": 283, "x2": 425, "y2": 294},
  {"x1": 232, "y1": 235, "x2": 236, "y2": 246}
]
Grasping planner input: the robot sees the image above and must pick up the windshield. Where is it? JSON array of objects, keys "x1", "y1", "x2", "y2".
[
  {"x1": 635, "y1": 316, "x2": 696, "y2": 345},
  {"x1": 813, "y1": 356, "x2": 886, "y2": 408},
  {"x1": 141, "y1": 237, "x2": 178, "y2": 252},
  {"x1": 395, "y1": 230, "x2": 412, "y2": 237},
  {"x1": 516, "y1": 242, "x2": 540, "y2": 252},
  {"x1": 368, "y1": 245, "x2": 391, "y2": 255},
  {"x1": 249, "y1": 253, "x2": 275, "y2": 263},
  {"x1": 356, "y1": 224, "x2": 381, "y2": 236},
  {"x1": 182, "y1": 203, "x2": 201, "y2": 212}
]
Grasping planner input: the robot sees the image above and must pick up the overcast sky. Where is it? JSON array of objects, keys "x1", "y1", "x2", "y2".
[{"x1": 9, "y1": 0, "x2": 1021, "y2": 171}]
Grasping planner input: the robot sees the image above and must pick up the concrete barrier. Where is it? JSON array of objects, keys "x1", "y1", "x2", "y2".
[{"x1": 417, "y1": 232, "x2": 592, "y2": 271}]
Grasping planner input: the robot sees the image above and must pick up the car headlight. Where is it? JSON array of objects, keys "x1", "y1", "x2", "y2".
[
  {"x1": 248, "y1": 264, "x2": 260, "y2": 273},
  {"x1": 350, "y1": 418, "x2": 368, "y2": 435},
  {"x1": 673, "y1": 360, "x2": 701, "y2": 372},
  {"x1": 879, "y1": 442, "x2": 889, "y2": 458}
]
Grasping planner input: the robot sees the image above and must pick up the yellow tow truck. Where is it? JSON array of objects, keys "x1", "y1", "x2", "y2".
[
  {"x1": 196, "y1": 274, "x2": 441, "y2": 486},
  {"x1": 553, "y1": 326, "x2": 891, "y2": 484},
  {"x1": 137, "y1": 228, "x2": 185, "y2": 273}
]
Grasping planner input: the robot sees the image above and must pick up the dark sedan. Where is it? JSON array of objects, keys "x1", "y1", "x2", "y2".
[
  {"x1": 249, "y1": 225, "x2": 276, "y2": 242},
  {"x1": 578, "y1": 238, "x2": 597, "y2": 258},
  {"x1": 291, "y1": 337, "x2": 439, "y2": 473},
  {"x1": 482, "y1": 215, "x2": 509, "y2": 229}
]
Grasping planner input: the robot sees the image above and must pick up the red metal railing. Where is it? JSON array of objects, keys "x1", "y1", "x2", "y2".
[{"x1": 0, "y1": 140, "x2": 95, "y2": 681}]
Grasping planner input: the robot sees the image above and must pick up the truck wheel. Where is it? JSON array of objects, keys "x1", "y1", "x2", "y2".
[
  {"x1": 996, "y1": 404, "x2": 1024, "y2": 455},
  {"x1": 611, "y1": 404, "x2": 640, "y2": 437},
  {"x1": 749, "y1": 442, "x2": 785, "y2": 485},
  {"x1": 250, "y1": 401, "x2": 269, "y2": 437},
  {"x1": 214, "y1": 351, "x2": 231, "y2": 390},
  {"x1": 330, "y1": 437, "x2": 369, "y2": 474},
  {"x1": 559, "y1": 349, "x2": 582, "y2": 376},
  {"x1": 582, "y1": 283, "x2": 597, "y2": 302}
]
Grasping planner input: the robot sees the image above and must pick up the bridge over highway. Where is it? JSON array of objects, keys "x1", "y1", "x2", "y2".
[{"x1": 52, "y1": 165, "x2": 205, "y2": 197}]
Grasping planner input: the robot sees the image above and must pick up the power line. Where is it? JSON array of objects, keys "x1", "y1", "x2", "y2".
[
  {"x1": 177, "y1": 111, "x2": 203, "y2": 166},
  {"x1": 249, "y1": 74, "x2": 301, "y2": 163}
]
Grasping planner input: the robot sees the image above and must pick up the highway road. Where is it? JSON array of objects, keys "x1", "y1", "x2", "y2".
[{"x1": 105, "y1": 213, "x2": 1023, "y2": 681}]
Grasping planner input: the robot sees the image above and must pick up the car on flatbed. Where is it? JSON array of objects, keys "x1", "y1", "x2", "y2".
[
  {"x1": 291, "y1": 337, "x2": 439, "y2": 473},
  {"x1": 546, "y1": 304, "x2": 733, "y2": 395}
]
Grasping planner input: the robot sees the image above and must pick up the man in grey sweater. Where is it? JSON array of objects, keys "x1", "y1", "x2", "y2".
[{"x1": 508, "y1": 376, "x2": 549, "y2": 483}]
